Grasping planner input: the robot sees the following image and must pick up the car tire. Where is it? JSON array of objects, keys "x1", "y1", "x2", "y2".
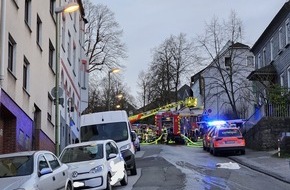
[
  {"x1": 120, "y1": 168, "x2": 128, "y2": 186},
  {"x1": 130, "y1": 162, "x2": 137, "y2": 176},
  {"x1": 105, "y1": 174, "x2": 112, "y2": 190}
]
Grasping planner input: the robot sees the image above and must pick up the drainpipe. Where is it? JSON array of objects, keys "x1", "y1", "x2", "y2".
[{"x1": 0, "y1": 0, "x2": 6, "y2": 88}]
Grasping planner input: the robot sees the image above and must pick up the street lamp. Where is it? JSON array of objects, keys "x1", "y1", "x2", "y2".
[
  {"x1": 108, "y1": 68, "x2": 120, "y2": 111},
  {"x1": 54, "y1": 2, "x2": 79, "y2": 156}
]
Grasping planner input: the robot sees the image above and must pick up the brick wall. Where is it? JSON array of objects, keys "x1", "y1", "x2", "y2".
[{"x1": 244, "y1": 117, "x2": 290, "y2": 150}]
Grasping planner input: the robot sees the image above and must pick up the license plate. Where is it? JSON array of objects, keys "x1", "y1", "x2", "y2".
[{"x1": 225, "y1": 141, "x2": 235, "y2": 144}]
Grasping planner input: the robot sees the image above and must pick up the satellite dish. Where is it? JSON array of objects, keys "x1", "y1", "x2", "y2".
[{"x1": 51, "y1": 87, "x2": 64, "y2": 98}]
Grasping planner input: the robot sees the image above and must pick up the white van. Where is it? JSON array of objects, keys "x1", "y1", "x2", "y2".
[{"x1": 80, "y1": 110, "x2": 137, "y2": 175}]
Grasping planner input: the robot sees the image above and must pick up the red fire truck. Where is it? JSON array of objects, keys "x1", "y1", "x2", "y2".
[{"x1": 155, "y1": 110, "x2": 201, "y2": 144}]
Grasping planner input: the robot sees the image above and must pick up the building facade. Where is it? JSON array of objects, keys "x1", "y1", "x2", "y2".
[
  {"x1": 191, "y1": 42, "x2": 255, "y2": 121},
  {"x1": 0, "y1": 0, "x2": 88, "y2": 154}
]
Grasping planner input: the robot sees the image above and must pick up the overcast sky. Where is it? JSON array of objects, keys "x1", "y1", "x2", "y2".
[{"x1": 91, "y1": 0, "x2": 287, "y2": 100}]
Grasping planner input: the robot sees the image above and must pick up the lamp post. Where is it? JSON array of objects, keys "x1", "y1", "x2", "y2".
[
  {"x1": 108, "y1": 68, "x2": 120, "y2": 111},
  {"x1": 54, "y1": 2, "x2": 79, "y2": 156}
]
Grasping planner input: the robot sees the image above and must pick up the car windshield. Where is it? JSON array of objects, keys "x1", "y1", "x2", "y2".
[
  {"x1": 218, "y1": 129, "x2": 241, "y2": 137},
  {"x1": 80, "y1": 122, "x2": 128, "y2": 142},
  {"x1": 0, "y1": 156, "x2": 33, "y2": 177},
  {"x1": 60, "y1": 144, "x2": 104, "y2": 163}
]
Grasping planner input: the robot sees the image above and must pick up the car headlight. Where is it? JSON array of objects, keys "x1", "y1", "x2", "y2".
[
  {"x1": 120, "y1": 143, "x2": 131, "y2": 151},
  {"x1": 90, "y1": 165, "x2": 104, "y2": 174}
]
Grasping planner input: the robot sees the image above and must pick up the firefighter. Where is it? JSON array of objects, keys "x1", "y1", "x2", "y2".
[{"x1": 162, "y1": 125, "x2": 168, "y2": 144}]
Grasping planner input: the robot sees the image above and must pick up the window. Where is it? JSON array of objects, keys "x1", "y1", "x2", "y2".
[
  {"x1": 281, "y1": 74, "x2": 285, "y2": 95},
  {"x1": 50, "y1": 0, "x2": 55, "y2": 16},
  {"x1": 262, "y1": 48, "x2": 266, "y2": 66},
  {"x1": 288, "y1": 67, "x2": 290, "y2": 91},
  {"x1": 257, "y1": 54, "x2": 261, "y2": 69},
  {"x1": 45, "y1": 153, "x2": 60, "y2": 170},
  {"x1": 246, "y1": 56, "x2": 254, "y2": 66},
  {"x1": 224, "y1": 57, "x2": 231, "y2": 67},
  {"x1": 38, "y1": 155, "x2": 49, "y2": 171},
  {"x1": 49, "y1": 40, "x2": 55, "y2": 70},
  {"x1": 23, "y1": 57, "x2": 30, "y2": 91},
  {"x1": 61, "y1": 19, "x2": 66, "y2": 50},
  {"x1": 270, "y1": 38, "x2": 274, "y2": 61},
  {"x1": 36, "y1": 15, "x2": 42, "y2": 47},
  {"x1": 24, "y1": 0, "x2": 31, "y2": 26},
  {"x1": 8, "y1": 34, "x2": 16, "y2": 73},
  {"x1": 47, "y1": 94, "x2": 53, "y2": 122},
  {"x1": 286, "y1": 18, "x2": 290, "y2": 45},
  {"x1": 68, "y1": 31, "x2": 71, "y2": 64},
  {"x1": 73, "y1": 44, "x2": 76, "y2": 73},
  {"x1": 279, "y1": 27, "x2": 283, "y2": 50}
]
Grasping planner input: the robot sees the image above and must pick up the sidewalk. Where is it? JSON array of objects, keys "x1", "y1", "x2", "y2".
[{"x1": 228, "y1": 149, "x2": 290, "y2": 184}]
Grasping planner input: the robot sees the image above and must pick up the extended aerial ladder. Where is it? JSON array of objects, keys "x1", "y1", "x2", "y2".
[{"x1": 129, "y1": 97, "x2": 197, "y2": 123}]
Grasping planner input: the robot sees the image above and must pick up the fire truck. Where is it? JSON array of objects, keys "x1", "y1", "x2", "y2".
[
  {"x1": 128, "y1": 97, "x2": 201, "y2": 144},
  {"x1": 155, "y1": 109, "x2": 202, "y2": 144}
]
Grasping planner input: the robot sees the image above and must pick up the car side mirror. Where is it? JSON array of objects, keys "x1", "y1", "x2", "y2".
[
  {"x1": 38, "y1": 167, "x2": 52, "y2": 177},
  {"x1": 108, "y1": 153, "x2": 117, "y2": 160}
]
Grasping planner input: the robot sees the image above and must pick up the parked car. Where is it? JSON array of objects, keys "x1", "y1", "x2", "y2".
[
  {"x1": 132, "y1": 131, "x2": 140, "y2": 152},
  {"x1": 209, "y1": 127, "x2": 246, "y2": 156},
  {"x1": 0, "y1": 150, "x2": 73, "y2": 190},
  {"x1": 59, "y1": 139, "x2": 128, "y2": 190}
]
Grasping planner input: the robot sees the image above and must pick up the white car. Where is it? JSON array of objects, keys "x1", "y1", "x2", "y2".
[
  {"x1": 60, "y1": 140, "x2": 128, "y2": 190},
  {"x1": 0, "y1": 150, "x2": 73, "y2": 190}
]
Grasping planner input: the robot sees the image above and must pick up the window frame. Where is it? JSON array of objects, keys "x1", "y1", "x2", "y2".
[
  {"x1": 36, "y1": 14, "x2": 42, "y2": 47},
  {"x1": 24, "y1": 0, "x2": 31, "y2": 27},
  {"x1": 23, "y1": 56, "x2": 30, "y2": 91},
  {"x1": 8, "y1": 34, "x2": 16, "y2": 74}
]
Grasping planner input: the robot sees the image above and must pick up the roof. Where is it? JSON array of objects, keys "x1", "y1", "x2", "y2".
[
  {"x1": 247, "y1": 64, "x2": 277, "y2": 81},
  {"x1": 251, "y1": 2, "x2": 290, "y2": 52}
]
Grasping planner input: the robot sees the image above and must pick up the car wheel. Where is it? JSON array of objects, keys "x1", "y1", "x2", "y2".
[
  {"x1": 66, "y1": 182, "x2": 72, "y2": 190},
  {"x1": 130, "y1": 162, "x2": 137, "y2": 176},
  {"x1": 120, "y1": 167, "x2": 128, "y2": 186},
  {"x1": 105, "y1": 174, "x2": 112, "y2": 190}
]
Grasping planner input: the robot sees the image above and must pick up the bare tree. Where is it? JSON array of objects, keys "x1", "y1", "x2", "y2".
[
  {"x1": 83, "y1": 0, "x2": 127, "y2": 73},
  {"x1": 197, "y1": 11, "x2": 255, "y2": 119},
  {"x1": 137, "y1": 70, "x2": 151, "y2": 109},
  {"x1": 146, "y1": 33, "x2": 199, "y2": 105}
]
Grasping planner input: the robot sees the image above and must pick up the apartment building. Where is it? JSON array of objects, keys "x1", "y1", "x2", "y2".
[{"x1": 0, "y1": 0, "x2": 88, "y2": 154}]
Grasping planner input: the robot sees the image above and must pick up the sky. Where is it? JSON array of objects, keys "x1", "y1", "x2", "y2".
[{"x1": 91, "y1": 0, "x2": 287, "y2": 100}]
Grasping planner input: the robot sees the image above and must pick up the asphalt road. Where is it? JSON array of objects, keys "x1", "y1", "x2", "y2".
[{"x1": 114, "y1": 144, "x2": 290, "y2": 190}]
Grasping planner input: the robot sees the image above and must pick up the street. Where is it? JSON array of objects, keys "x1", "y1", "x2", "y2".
[{"x1": 114, "y1": 144, "x2": 290, "y2": 190}]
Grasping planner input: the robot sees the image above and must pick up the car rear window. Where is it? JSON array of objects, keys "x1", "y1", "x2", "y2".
[{"x1": 218, "y1": 129, "x2": 241, "y2": 137}]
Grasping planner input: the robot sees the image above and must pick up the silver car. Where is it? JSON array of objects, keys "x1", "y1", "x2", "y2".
[{"x1": 0, "y1": 150, "x2": 73, "y2": 190}]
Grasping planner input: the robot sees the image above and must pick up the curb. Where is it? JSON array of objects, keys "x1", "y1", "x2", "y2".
[{"x1": 228, "y1": 156, "x2": 290, "y2": 184}]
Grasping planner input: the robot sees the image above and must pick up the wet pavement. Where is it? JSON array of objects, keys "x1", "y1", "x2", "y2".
[{"x1": 228, "y1": 149, "x2": 290, "y2": 184}]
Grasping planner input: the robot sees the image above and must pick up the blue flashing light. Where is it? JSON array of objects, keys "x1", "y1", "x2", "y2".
[{"x1": 207, "y1": 120, "x2": 226, "y2": 126}]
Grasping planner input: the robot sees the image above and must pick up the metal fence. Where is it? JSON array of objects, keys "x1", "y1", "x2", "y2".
[{"x1": 242, "y1": 104, "x2": 290, "y2": 133}]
